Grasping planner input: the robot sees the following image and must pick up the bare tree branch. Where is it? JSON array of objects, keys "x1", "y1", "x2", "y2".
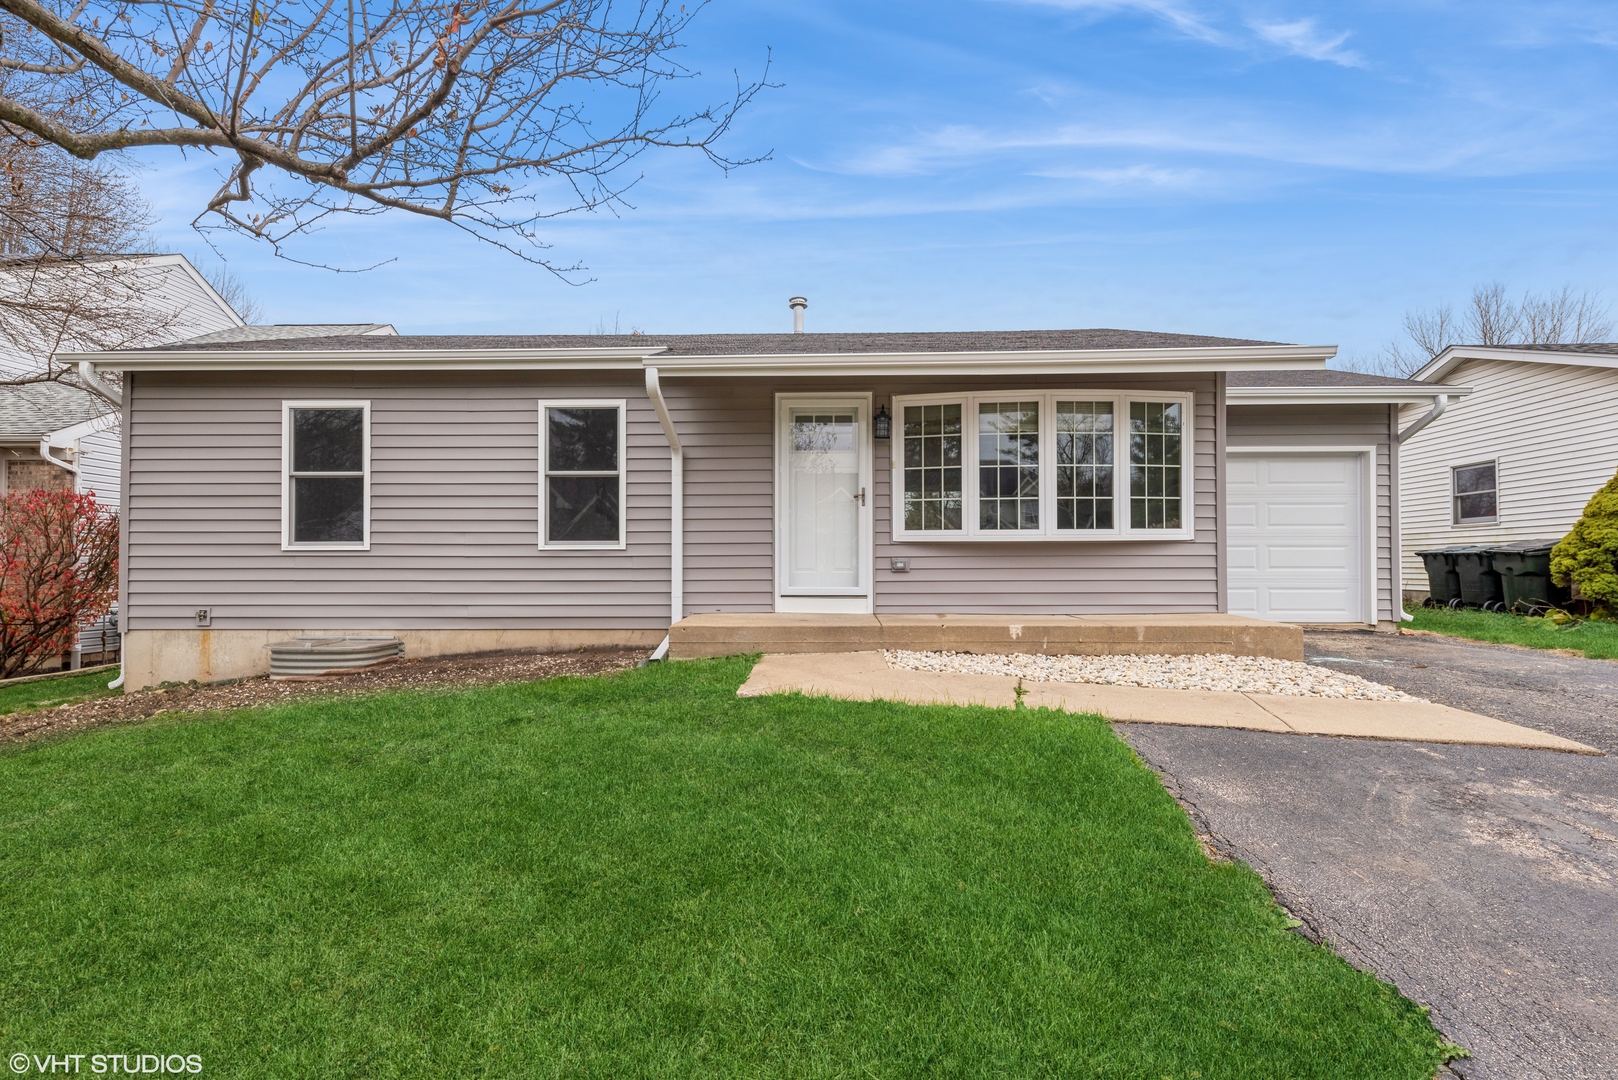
[{"x1": 0, "y1": 0, "x2": 772, "y2": 272}]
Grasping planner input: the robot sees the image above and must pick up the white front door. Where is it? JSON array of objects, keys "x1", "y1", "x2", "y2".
[
  {"x1": 1227, "y1": 451, "x2": 1370, "y2": 624},
  {"x1": 776, "y1": 395, "x2": 872, "y2": 612}
]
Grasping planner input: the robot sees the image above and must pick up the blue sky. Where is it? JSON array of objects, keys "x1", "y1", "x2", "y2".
[{"x1": 138, "y1": 0, "x2": 1618, "y2": 364}]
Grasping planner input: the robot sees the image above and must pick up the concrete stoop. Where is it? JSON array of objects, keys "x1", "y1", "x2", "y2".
[{"x1": 670, "y1": 612, "x2": 1304, "y2": 661}]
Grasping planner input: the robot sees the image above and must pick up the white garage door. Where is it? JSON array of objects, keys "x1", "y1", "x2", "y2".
[{"x1": 1227, "y1": 452, "x2": 1365, "y2": 624}]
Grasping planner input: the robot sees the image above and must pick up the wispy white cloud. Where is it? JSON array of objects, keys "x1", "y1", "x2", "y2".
[
  {"x1": 995, "y1": 0, "x2": 1232, "y2": 47},
  {"x1": 1250, "y1": 18, "x2": 1366, "y2": 67}
]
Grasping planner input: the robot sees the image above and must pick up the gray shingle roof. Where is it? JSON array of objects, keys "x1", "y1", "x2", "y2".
[
  {"x1": 1228, "y1": 369, "x2": 1426, "y2": 388},
  {"x1": 176, "y1": 323, "x2": 397, "y2": 345},
  {"x1": 162, "y1": 328, "x2": 1287, "y2": 355},
  {"x1": 0, "y1": 382, "x2": 114, "y2": 438}
]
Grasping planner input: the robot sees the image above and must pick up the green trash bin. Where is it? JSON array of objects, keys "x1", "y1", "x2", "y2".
[
  {"x1": 1415, "y1": 548, "x2": 1463, "y2": 607},
  {"x1": 1452, "y1": 545, "x2": 1504, "y2": 609},
  {"x1": 1490, "y1": 541, "x2": 1569, "y2": 612}
]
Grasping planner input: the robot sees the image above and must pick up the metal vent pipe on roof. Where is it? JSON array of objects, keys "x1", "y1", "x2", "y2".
[{"x1": 789, "y1": 296, "x2": 807, "y2": 334}]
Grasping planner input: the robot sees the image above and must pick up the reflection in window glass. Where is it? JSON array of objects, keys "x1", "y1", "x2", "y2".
[
  {"x1": 1129, "y1": 401, "x2": 1182, "y2": 530},
  {"x1": 1452, "y1": 462, "x2": 1498, "y2": 523},
  {"x1": 903, "y1": 403, "x2": 962, "y2": 530},
  {"x1": 979, "y1": 402, "x2": 1040, "y2": 530},
  {"x1": 289, "y1": 407, "x2": 365, "y2": 544},
  {"x1": 1055, "y1": 401, "x2": 1114, "y2": 530},
  {"x1": 546, "y1": 407, "x2": 621, "y2": 544}
]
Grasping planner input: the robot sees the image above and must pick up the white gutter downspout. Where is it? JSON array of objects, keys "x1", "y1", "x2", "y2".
[
  {"x1": 645, "y1": 367, "x2": 682, "y2": 660},
  {"x1": 79, "y1": 361, "x2": 122, "y2": 406},
  {"x1": 1395, "y1": 392, "x2": 1447, "y2": 446},
  {"x1": 1393, "y1": 392, "x2": 1448, "y2": 623},
  {"x1": 39, "y1": 435, "x2": 79, "y2": 476}
]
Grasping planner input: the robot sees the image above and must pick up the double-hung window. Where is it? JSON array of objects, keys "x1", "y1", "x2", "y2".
[
  {"x1": 891, "y1": 390, "x2": 1193, "y2": 542},
  {"x1": 1452, "y1": 461, "x2": 1498, "y2": 524},
  {"x1": 541, "y1": 400, "x2": 626, "y2": 548},
  {"x1": 283, "y1": 402, "x2": 369, "y2": 549}
]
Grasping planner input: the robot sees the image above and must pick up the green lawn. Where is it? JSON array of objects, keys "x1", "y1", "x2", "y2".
[
  {"x1": 0, "y1": 658, "x2": 1448, "y2": 1079},
  {"x1": 0, "y1": 667, "x2": 119, "y2": 717},
  {"x1": 1408, "y1": 606, "x2": 1618, "y2": 660}
]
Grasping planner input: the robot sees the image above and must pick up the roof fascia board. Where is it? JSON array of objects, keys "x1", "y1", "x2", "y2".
[
  {"x1": 68, "y1": 345, "x2": 671, "y2": 371},
  {"x1": 68, "y1": 342, "x2": 1337, "y2": 376},
  {"x1": 131, "y1": 254, "x2": 248, "y2": 328},
  {"x1": 1416, "y1": 345, "x2": 1618, "y2": 383},
  {"x1": 649, "y1": 345, "x2": 1336, "y2": 378},
  {"x1": 1227, "y1": 384, "x2": 1471, "y2": 406}
]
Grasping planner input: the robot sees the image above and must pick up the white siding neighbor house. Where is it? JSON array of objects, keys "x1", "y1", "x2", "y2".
[
  {"x1": 0, "y1": 253, "x2": 248, "y2": 503},
  {"x1": 1398, "y1": 343, "x2": 1618, "y2": 601}
]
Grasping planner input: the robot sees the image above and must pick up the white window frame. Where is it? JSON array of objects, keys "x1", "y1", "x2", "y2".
[
  {"x1": 282, "y1": 400, "x2": 371, "y2": 551},
  {"x1": 889, "y1": 390, "x2": 1196, "y2": 542},
  {"x1": 539, "y1": 398, "x2": 628, "y2": 550},
  {"x1": 1451, "y1": 459, "x2": 1499, "y2": 526}
]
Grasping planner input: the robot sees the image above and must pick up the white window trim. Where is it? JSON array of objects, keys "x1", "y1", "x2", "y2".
[
  {"x1": 1451, "y1": 458, "x2": 1500, "y2": 527},
  {"x1": 1226, "y1": 445, "x2": 1379, "y2": 627},
  {"x1": 539, "y1": 398, "x2": 628, "y2": 550},
  {"x1": 281, "y1": 400, "x2": 371, "y2": 552},
  {"x1": 888, "y1": 390, "x2": 1196, "y2": 543}
]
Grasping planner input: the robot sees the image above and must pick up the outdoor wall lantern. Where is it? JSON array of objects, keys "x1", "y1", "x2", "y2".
[{"x1": 873, "y1": 403, "x2": 891, "y2": 440}]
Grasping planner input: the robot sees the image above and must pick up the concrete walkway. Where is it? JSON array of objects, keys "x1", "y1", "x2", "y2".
[{"x1": 738, "y1": 652, "x2": 1600, "y2": 755}]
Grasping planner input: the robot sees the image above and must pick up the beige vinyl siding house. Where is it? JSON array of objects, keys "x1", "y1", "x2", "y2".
[
  {"x1": 1398, "y1": 344, "x2": 1618, "y2": 600},
  {"x1": 67, "y1": 329, "x2": 1451, "y2": 689}
]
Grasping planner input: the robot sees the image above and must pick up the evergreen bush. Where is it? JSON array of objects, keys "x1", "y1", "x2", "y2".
[{"x1": 1551, "y1": 467, "x2": 1618, "y2": 615}]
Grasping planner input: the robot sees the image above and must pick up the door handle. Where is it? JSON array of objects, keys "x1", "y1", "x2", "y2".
[{"x1": 858, "y1": 487, "x2": 867, "y2": 506}]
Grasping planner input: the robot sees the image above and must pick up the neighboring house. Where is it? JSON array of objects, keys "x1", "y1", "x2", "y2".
[
  {"x1": 65, "y1": 325, "x2": 1453, "y2": 690},
  {"x1": 0, "y1": 253, "x2": 247, "y2": 501},
  {"x1": 1397, "y1": 343, "x2": 1618, "y2": 602}
]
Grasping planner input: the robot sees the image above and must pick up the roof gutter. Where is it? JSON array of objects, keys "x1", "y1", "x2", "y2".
[
  {"x1": 65, "y1": 343, "x2": 1338, "y2": 377},
  {"x1": 1415, "y1": 344, "x2": 1618, "y2": 383},
  {"x1": 1226, "y1": 385, "x2": 1470, "y2": 407},
  {"x1": 644, "y1": 366, "x2": 682, "y2": 655}
]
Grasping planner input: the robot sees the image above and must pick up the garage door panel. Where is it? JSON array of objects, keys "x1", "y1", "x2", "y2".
[
  {"x1": 1227, "y1": 544, "x2": 1258, "y2": 570},
  {"x1": 1227, "y1": 451, "x2": 1363, "y2": 623},
  {"x1": 1263, "y1": 544, "x2": 1352, "y2": 570},
  {"x1": 1263, "y1": 588, "x2": 1356, "y2": 619},
  {"x1": 1267, "y1": 458, "x2": 1354, "y2": 485},
  {"x1": 1265, "y1": 503, "x2": 1350, "y2": 527}
]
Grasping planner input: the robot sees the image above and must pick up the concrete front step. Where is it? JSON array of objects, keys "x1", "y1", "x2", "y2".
[{"x1": 670, "y1": 612, "x2": 1304, "y2": 661}]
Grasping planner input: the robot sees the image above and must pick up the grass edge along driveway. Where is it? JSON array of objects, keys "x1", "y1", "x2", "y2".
[
  {"x1": 1407, "y1": 606, "x2": 1618, "y2": 660},
  {"x1": 0, "y1": 657, "x2": 1452, "y2": 1079}
]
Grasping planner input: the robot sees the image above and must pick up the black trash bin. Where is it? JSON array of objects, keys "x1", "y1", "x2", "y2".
[
  {"x1": 1490, "y1": 541, "x2": 1569, "y2": 612},
  {"x1": 1415, "y1": 548, "x2": 1464, "y2": 607},
  {"x1": 1453, "y1": 545, "x2": 1504, "y2": 609}
]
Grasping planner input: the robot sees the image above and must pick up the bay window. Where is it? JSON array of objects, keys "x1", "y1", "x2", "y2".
[{"x1": 891, "y1": 390, "x2": 1193, "y2": 542}]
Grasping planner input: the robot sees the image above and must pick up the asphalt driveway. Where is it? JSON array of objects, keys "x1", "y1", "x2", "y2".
[{"x1": 1118, "y1": 630, "x2": 1618, "y2": 1080}]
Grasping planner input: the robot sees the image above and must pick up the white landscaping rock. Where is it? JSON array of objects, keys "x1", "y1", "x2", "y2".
[{"x1": 883, "y1": 650, "x2": 1424, "y2": 702}]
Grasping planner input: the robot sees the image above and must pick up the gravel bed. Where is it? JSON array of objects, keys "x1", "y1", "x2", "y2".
[
  {"x1": 884, "y1": 650, "x2": 1424, "y2": 701},
  {"x1": 0, "y1": 648, "x2": 648, "y2": 746}
]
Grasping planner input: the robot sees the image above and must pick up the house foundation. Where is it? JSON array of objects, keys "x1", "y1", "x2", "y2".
[
  {"x1": 121, "y1": 628, "x2": 666, "y2": 690},
  {"x1": 669, "y1": 612, "x2": 1305, "y2": 661}
]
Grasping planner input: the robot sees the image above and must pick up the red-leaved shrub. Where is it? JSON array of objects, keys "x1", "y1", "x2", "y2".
[{"x1": 0, "y1": 490, "x2": 118, "y2": 678}]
